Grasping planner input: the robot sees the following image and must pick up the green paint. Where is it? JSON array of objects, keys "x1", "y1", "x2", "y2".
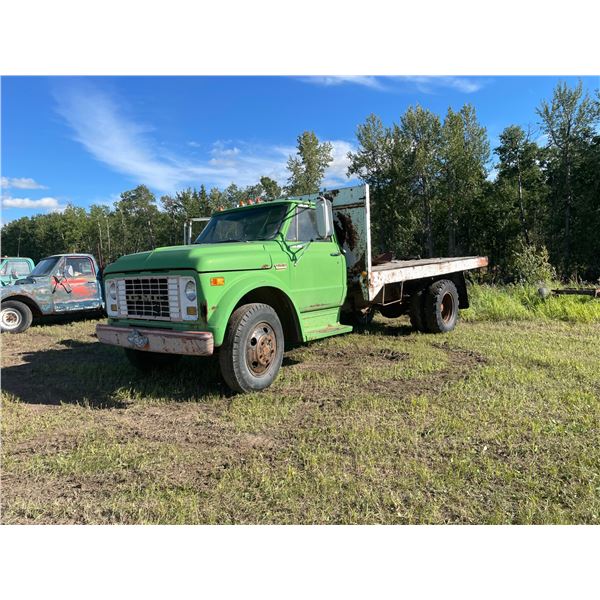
[{"x1": 104, "y1": 199, "x2": 350, "y2": 347}]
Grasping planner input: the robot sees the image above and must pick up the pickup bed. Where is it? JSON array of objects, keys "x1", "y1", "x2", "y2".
[{"x1": 97, "y1": 184, "x2": 487, "y2": 393}]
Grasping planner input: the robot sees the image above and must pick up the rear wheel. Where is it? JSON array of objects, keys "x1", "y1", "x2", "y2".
[
  {"x1": 424, "y1": 279, "x2": 459, "y2": 333},
  {"x1": 124, "y1": 348, "x2": 182, "y2": 371},
  {"x1": 0, "y1": 300, "x2": 33, "y2": 333},
  {"x1": 219, "y1": 303, "x2": 284, "y2": 393}
]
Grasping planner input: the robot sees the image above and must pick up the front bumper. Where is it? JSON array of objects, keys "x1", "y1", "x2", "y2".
[{"x1": 96, "y1": 324, "x2": 214, "y2": 356}]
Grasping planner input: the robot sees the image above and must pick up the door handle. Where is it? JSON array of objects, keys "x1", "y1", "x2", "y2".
[{"x1": 330, "y1": 252, "x2": 341, "y2": 257}]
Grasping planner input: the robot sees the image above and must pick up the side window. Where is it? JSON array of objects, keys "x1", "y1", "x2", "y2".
[
  {"x1": 285, "y1": 207, "x2": 298, "y2": 241},
  {"x1": 12, "y1": 261, "x2": 32, "y2": 276},
  {"x1": 65, "y1": 257, "x2": 94, "y2": 278},
  {"x1": 297, "y1": 207, "x2": 320, "y2": 242},
  {"x1": 0, "y1": 262, "x2": 8, "y2": 275}
]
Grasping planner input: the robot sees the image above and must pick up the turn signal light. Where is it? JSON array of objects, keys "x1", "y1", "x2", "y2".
[
  {"x1": 186, "y1": 306, "x2": 197, "y2": 315},
  {"x1": 210, "y1": 277, "x2": 225, "y2": 286}
]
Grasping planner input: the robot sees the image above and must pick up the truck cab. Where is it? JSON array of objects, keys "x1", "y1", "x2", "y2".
[
  {"x1": 0, "y1": 253, "x2": 103, "y2": 333},
  {"x1": 97, "y1": 184, "x2": 487, "y2": 393},
  {"x1": 0, "y1": 257, "x2": 35, "y2": 286}
]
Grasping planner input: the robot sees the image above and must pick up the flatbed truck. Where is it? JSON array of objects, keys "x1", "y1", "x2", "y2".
[{"x1": 97, "y1": 184, "x2": 487, "y2": 392}]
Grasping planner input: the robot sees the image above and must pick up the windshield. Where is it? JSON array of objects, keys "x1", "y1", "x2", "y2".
[
  {"x1": 194, "y1": 204, "x2": 288, "y2": 244},
  {"x1": 30, "y1": 256, "x2": 61, "y2": 276}
]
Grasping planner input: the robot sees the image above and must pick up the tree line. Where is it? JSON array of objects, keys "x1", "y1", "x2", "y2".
[{"x1": 1, "y1": 81, "x2": 599, "y2": 281}]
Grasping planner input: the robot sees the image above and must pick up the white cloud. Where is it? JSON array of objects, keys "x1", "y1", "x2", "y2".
[
  {"x1": 1, "y1": 177, "x2": 47, "y2": 190},
  {"x1": 2, "y1": 196, "x2": 63, "y2": 209},
  {"x1": 53, "y1": 84, "x2": 355, "y2": 194},
  {"x1": 300, "y1": 76, "x2": 385, "y2": 90},
  {"x1": 322, "y1": 140, "x2": 356, "y2": 187},
  {"x1": 300, "y1": 75, "x2": 486, "y2": 94},
  {"x1": 399, "y1": 76, "x2": 484, "y2": 94}
]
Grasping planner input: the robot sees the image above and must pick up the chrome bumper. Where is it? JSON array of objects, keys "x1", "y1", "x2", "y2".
[{"x1": 96, "y1": 324, "x2": 214, "y2": 356}]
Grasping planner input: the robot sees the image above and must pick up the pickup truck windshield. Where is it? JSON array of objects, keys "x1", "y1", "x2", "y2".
[
  {"x1": 194, "y1": 204, "x2": 288, "y2": 244},
  {"x1": 30, "y1": 257, "x2": 60, "y2": 276}
]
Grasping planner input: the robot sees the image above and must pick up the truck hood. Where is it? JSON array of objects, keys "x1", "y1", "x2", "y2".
[
  {"x1": 105, "y1": 243, "x2": 273, "y2": 275},
  {"x1": 0, "y1": 276, "x2": 50, "y2": 297}
]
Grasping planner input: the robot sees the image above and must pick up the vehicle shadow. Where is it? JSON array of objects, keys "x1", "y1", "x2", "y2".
[
  {"x1": 1, "y1": 339, "x2": 229, "y2": 408},
  {"x1": 355, "y1": 320, "x2": 415, "y2": 337},
  {"x1": 31, "y1": 311, "x2": 105, "y2": 328}
]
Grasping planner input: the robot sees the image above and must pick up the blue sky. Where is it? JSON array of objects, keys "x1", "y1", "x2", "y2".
[{"x1": 1, "y1": 75, "x2": 598, "y2": 225}]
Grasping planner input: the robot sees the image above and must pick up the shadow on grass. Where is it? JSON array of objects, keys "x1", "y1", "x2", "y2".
[
  {"x1": 1, "y1": 338, "x2": 229, "y2": 408},
  {"x1": 31, "y1": 311, "x2": 105, "y2": 329}
]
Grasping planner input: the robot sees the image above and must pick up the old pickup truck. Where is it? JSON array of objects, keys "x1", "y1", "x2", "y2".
[
  {"x1": 0, "y1": 253, "x2": 104, "y2": 333},
  {"x1": 97, "y1": 184, "x2": 488, "y2": 393},
  {"x1": 0, "y1": 256, "x2": 35, "y2": 286}
]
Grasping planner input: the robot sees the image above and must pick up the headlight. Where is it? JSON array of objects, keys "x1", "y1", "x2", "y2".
[
  {"x1": 108, "y1": 281, "x2": 117, "y2": 300},
  {"x1": 185, "y1": 280, "x2": 196, "y2": 301}
]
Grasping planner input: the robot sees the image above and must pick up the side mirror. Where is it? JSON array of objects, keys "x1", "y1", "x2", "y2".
[{"x1": 316, "y1": 197, "x2": 334, "y2": 239}]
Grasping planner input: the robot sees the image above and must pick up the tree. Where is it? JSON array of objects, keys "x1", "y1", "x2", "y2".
[
  {"x1": 347, "y1": 114, "x2": 395, "y2": 251},
  {"x1": 440, "y1": 104, "x2": 490, "y2": 255},
  {"x1": 536, "y1": 80, "x2": 600, "y2": 273},
  {"x1": 494, "y1": 125, "x2": 547, "y2": 248},
  {"x1": 394, "y1": 106, "x2": 443, "y2": 257},
  {"x1": 259, "y1": 176, "x2": 282, "y2": 201},
  {"x1": 285, "y1": 131, "x2": 332, "y2": 196}
]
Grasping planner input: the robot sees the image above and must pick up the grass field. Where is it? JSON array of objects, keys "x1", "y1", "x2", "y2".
[{"x1": 2, "y1": 287, "x2": 600, "y2": 524}]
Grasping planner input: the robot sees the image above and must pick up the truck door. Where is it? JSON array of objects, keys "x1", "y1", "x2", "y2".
[
  {"x1": 285, "y1": 205, "x2": 345, "y2": 312},
  {"x1": 52, "y1": 256, "x2": 102, "y2": 312}
]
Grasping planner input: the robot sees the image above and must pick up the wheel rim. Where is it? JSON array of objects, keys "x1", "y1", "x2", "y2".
[
  {"x1": 440, "y1": 292, "x2": 455, "y2": 323},
  {"x1": 246, "y1": 322, "x2": 277, "y2": 375},
  {"x1": 1, "y1": 308, "x2": 22, "y2": 330}
]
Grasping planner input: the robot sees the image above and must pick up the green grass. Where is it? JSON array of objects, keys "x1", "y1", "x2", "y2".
[
  {"x1": 1, "y1": 293, "x2": 600, "y2": 524},
  {"x1": 462, "y1": 283, "x2": 600, "y2": 323}
]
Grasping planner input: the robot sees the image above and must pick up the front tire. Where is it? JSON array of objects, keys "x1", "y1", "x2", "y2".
[
  {"x1": 219, "y1": 303, "x2": 284, "y2": 393},
  {"x1": 423, "y1": 279, "x2": 459, "y2": 333},
  {"x1": 124, "y1": 348, "x2": 182, "y2": 371},
  {"x1": 0, "y1": 300, "x2": 33, "y2": 333}
]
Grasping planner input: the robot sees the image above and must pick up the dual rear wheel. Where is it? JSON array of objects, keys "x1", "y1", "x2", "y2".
[{"x1": 409, "y1": 279, "x2": 459, "y2": 334}]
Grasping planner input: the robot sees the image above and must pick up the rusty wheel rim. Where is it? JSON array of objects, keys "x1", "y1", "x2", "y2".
[
  {"x1": 440, "y1": 292, "x2": 455, "y2": 323},
  {"x1": 246, "y1": 322, "x2": 277, "y2": 375},
  {"x1": 1, "y1": 308, "x2": 21, "y2": 330}
]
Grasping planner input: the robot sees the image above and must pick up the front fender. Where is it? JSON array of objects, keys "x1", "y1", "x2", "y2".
[{"x1": 200, "y1": 271, "x2": 302, "y2": 347}]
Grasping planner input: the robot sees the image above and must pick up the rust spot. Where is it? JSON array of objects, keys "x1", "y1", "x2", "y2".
[{"x1": 334, "y1": 212, "x2": 358, "y2": 251}]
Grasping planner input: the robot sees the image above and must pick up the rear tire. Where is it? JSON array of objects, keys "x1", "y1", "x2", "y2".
[
  {"x1": 124, "y1": 348, "x2": 182, "y2": 371},
  {"x1": 0, "y1": 300, "x2": 33, "y2": 333},
  {"x1": 424, "y1": 279, "x2": 459, "y2": 333},
  {"x1": 219, "y1": 303, "x2": 284, "y2": 393}
]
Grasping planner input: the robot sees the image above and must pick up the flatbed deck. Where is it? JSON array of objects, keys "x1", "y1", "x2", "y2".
[{"x1": 365, "y1": 256, "x2": 488, "y2": 301}]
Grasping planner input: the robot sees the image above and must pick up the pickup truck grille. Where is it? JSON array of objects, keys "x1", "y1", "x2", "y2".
[{"x1": 116, "y1": 276, "x2": 181, "y2": 321}]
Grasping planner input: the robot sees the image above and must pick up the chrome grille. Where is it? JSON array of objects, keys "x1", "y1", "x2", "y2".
[{"x1": 117, "y1": 276, "x2": 181, "y2": 321}]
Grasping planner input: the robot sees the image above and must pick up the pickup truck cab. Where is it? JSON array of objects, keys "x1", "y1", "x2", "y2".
[
  {"x1": 0, "y1": 253, "x2": 103, "y2": 333},
  {"x1": 97, "y1": 184, "x2": 488, "y2": 393},
  {"x1": 0, "y1": 257, "x2": 35, "y2": 286}
]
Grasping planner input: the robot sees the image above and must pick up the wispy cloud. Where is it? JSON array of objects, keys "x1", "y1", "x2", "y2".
[
  {"x1": 1, "y1": 177, "x2": 47, "y2": 190},
  {"x1": 400, "y1": 76, "x2": 485, "y2": 94},
  {"x1": 2, "y1": 196, "x2": 64, "y2": 210},
  {"x1": 299, "y1": 76, "x2": 386, "y2": 90},
  {"x1": 300, "y1": 75, "x2": 486, "y2": 95},
  {"x1": 53, "y1": 84, "x2": 355, "y2": 193}
]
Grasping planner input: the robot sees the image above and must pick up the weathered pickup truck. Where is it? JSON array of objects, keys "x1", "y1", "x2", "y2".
[
  {"x1": 97, "y1": 184, "x2": 488, "y2": 392},
  {"x1": 0, "y1": 253, "x2": 104, "y2": 333},
  {"x1": 0, "y1": 256, "x2": 35, "y2": 286}
]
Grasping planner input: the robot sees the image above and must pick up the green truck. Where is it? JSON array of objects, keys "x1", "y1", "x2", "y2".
[{"x1": 97, "y1": 184, "x2": 488, "y2": 393}]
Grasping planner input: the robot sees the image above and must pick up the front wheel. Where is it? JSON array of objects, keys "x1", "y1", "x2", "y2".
[
  {"x1": 219, "y1": 303, "x2": 284, "y2": 393},
  {"x1": 0, "y1": 300, "x2": 33, "y2": 333}
]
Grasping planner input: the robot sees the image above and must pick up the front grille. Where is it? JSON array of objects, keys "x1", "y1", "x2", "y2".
[{"x1": 117, "y1": 276, "x2": 181, "y2": 321}]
